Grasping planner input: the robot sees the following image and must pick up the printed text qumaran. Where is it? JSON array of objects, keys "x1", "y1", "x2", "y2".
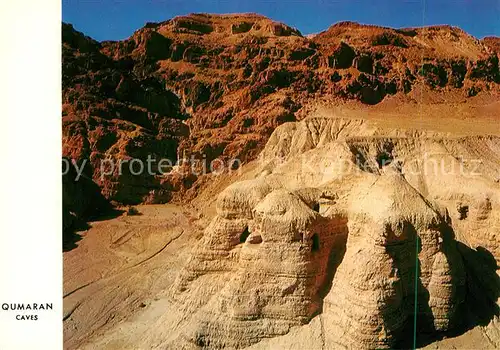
[{"x1": 1, "y1": 303, "x2": 53, "y2": 311}]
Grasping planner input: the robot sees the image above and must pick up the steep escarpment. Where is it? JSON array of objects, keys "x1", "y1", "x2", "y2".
[
  {"x1": 63, "y1": 23, "x2": 189, "y2": 205},
  {"x1": 62, "y1": 14, "x2": 500, "y2": 207},
  {"x1": 169, "y1": 117, "x2": 500, "y2": 349}
]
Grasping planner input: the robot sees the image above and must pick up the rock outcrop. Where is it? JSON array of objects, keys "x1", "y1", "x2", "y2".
[
  {"x1": 171, "y1": 117, "x2": 500, "y2": 348},
  {"x1": 62, "y1": 15, "x2": 500, "y2": 207}
]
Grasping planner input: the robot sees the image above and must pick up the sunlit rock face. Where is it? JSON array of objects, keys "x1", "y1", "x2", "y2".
[
  {"x1": 322, "y1": 174, "x2": 466, "y2": 349},
  {"x1": 171, "y1": 117, "x2": 500, "y2": 349},
  {"x1": 63, "y1": 15, "x2": 500, "y2": 206}
]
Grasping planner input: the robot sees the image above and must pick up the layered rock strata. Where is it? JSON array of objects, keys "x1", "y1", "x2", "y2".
[{"x1": 172, "y1": 117, "x2": 500, "y2": 348}]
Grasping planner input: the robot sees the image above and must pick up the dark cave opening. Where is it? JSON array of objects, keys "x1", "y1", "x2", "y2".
[
  {"x1": 240, "y1": 226, "x2": 250, "y2": 243},
  {"x1": 313, "y1": 203, "x2": 320, "y2": 212},
  {"x1": 311, "y1": 233, "x2": 320, "y2": 252},
  {"x1": 376, "y1": 151, "x2": 393, "y2": 168}
]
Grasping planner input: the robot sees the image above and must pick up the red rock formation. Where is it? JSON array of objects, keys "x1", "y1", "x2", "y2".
[{"x1": 62, "y1": 15, "x2": 500, "y2": 206}]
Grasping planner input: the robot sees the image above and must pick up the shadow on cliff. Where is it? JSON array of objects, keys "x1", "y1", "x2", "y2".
[
  {"x1": 63, "y1": 220, "x2": 88, "y2": 252},
  {"x1": 63, "y1": 208, "x2": 124, "y2": 252},
  {"x1": 395, "y1": 222, "x2": 500, "y2": 349},
  {"x1": 389, "y1": 224, "x2": 435, "y2": 349},
  {"x1": 315, "y1": 227, "x2": 349, "y2": 315},
  {"x1": 63, "y1": 158, "x2": 124, "y2": 252},
  {"x1": 436, "y1": 224, "x2": 499, "y2": 346},
  {"x1": 457, "y1": 241, "x2": 499, "y2": 328}
]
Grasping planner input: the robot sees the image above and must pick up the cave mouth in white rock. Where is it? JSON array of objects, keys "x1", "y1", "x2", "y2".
[{"x1": 239, "y1": 226, "x2": 251, "y2": 243}]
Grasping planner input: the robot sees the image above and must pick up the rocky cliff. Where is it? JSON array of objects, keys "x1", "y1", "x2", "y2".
[
  {"x1": 62, "y1": 13, "x2": 500, "y2": 349},
  {"x1": 169, "y1": 117, "x2": 500, "y2": 348},
  {"x1": 62, "y1": 14, "x2": 500, "y2": 208}
]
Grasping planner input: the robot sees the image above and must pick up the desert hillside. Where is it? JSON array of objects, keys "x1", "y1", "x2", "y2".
[
  {"x1": 63, "y1": 13, "x2": 500, "y2": 350},
  {"x1": 64, "y1": 115, "x2": 500, "y2": 349},
  {"x1": 62, "y1": 13, "x2": 499, "y2": 229}
]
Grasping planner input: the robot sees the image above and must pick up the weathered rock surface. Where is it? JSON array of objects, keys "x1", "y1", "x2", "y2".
[
  {"x1": 62, "y1": 15, "x2": 500, "y2": 208},
  {"x1": 170, "y1": 117, "x2": 500, "y2": 349}
]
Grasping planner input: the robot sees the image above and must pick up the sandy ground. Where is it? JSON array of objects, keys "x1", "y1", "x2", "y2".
[
  {"x1": 63, "y1": 204, "x2": 207, "y2": 349},
  {"x1": 311, "y1": 95, "x2": 500, "y2": 137}
]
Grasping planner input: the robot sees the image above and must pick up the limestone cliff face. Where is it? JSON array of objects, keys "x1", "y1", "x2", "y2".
[
  {"x1": 172, "y1": 184, "x2": 348, "y2": 348},
  {"x1": 322, "y1": 174, "x2": 466, "y2": 348},
  {"x1": 171, "y1": 117, "x2": 500, "y2": 349}
]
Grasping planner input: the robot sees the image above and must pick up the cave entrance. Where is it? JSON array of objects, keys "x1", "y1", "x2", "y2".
[
  {"x1": 240, "y1": 227, "x2": 250, "y2": 243},
  {"x1": 313, "y1": 203, "x2": 320, "y2": 212},
  {"x1": 311, "y1": 233, "x2": 320, "y2": 252},
  {"x1": 376, "y1": 151, "x2": 393, "y2": 168}
]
